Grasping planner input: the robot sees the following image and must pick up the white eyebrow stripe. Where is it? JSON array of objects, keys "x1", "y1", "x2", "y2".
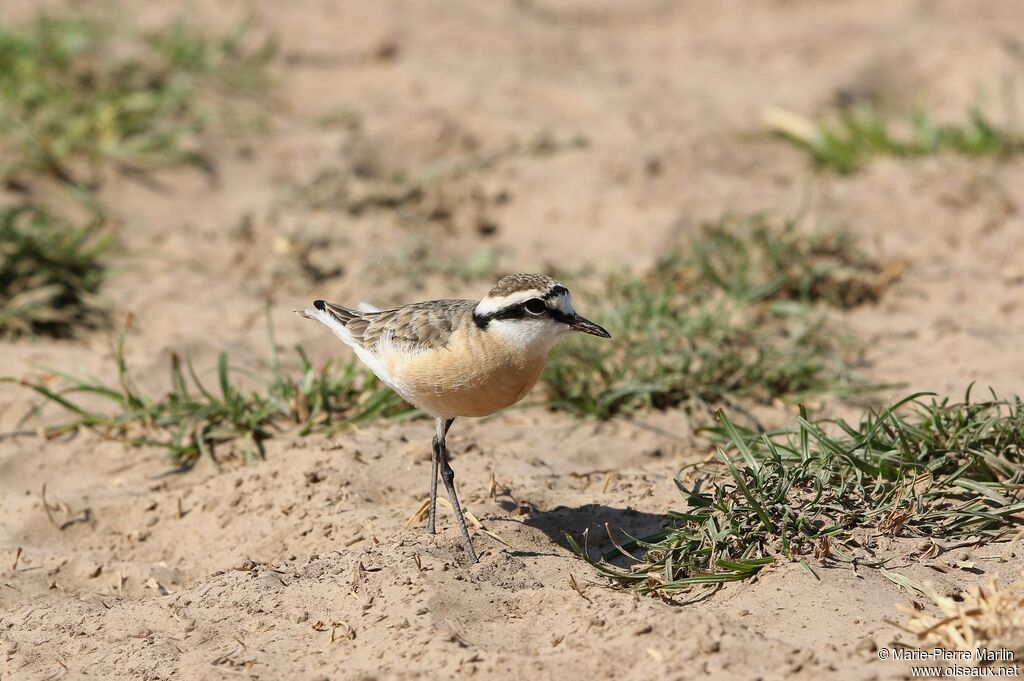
[{"x1": 474, "y1": 289, "x2": 547, "y2": 316}]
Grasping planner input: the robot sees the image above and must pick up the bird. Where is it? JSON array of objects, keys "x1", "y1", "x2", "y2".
[{"x1": 301, "y1": 273, "x2": 610, "y2": 563}]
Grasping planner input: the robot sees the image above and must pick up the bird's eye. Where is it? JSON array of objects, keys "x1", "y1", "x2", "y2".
[{"x1": 523, "y1": 298, "x2": 546, "y2": 315}]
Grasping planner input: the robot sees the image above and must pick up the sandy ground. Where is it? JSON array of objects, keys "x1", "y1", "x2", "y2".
[{"x1": 3, "y1": 0, "x2": 1024, "y2": 679}]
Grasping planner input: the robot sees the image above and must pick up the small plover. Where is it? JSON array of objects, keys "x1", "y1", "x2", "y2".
[{"x1": 302, "y1": 273, "x2": 610, "y2": 563}]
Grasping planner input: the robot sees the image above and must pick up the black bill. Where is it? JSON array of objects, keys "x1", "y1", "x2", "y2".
[{"x1": 570, "y1": 315, "x2": 611, "y2": 338}]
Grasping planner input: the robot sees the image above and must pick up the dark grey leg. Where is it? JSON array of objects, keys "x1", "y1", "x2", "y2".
[
  {"x1": 427, "y1": 431, "x2": 440, "y2": 534},
  {"x1": 427, "y1": 417, "x2": 454, "y2": 535},
  {"x1": 436, "y1": 419, "x2": 478, "y2": 563}
]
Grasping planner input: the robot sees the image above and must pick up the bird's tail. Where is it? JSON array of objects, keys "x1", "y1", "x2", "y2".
[
  {"x1": 298, "y1": 300, "x2": 362, "y2": 349},
  {"x1": 298, "y1": 299, "x2": 356, "y2": 321}
]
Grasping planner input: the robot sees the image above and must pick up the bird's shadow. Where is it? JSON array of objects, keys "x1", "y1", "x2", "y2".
[
  {"x1": 506, "y1": 502, "x2": 726, "y2": 606},
  {"x1": 500, "y1": 501, "x2": 667, "y2": 562}
]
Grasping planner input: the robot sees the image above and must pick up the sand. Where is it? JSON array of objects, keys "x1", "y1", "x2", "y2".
[{"x1": 3, "y1": 1, "x2": 1024, "y2": 679}]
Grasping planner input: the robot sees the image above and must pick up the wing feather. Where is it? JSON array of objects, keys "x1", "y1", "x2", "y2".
[{"x1": 304, "y1": 298, "x2": 476, "y2": 353}]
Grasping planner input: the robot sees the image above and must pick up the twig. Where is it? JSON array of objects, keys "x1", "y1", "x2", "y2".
[
  {"x1": 41, "y1": 484, "x2": 59, "y2": 528},
  {"x1": 404, "y1": 498, "x2": 430, "y2": 528},
  {"x1": 210, "y1": 646, "x2": 241, "y2": 666},
  {"x1": 605, "y1": 522, "x2": 640, "y2": 561},
  {"x1": 568, "y1": 573, "x2": 591, "y2": 602},
  {"x1": 437, "y1": 498, "x2": 510, "y2": 547}
]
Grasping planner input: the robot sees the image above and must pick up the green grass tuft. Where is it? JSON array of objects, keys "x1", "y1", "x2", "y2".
[
  {"x1": 544, "y1": 283, "x2": 858, "y2": 419},
  {"x1": 766, "y1": 105, "x2": 1024, "y2": 174},
  {"x1": 0, "y1": 204, "x2": 108, "y2": 336},
  {"x1": 4, "y1": 316, "x2": 413, "y2": 467},
  {"x1": 0, "y1": 13, "x2": 273, "y2": 335},
  {"x1": 664, "y1": 215, "x2": 902, "y2": 307},
  {"x1": 543, "y1": 217, "x2": 888, "y2": 419},
  {"x1": 0, "y1": 12, "x2": 273, "y2": 187},
  {"x1": 570, "y1": 390, "x2": 1024, "y2": 594}
]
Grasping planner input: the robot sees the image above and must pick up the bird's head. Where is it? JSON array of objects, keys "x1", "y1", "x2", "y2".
[{"x1": 472, "y1": 273, "x2": 610, "y2": 354}]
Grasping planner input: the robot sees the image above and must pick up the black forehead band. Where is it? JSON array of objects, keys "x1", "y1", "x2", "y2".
[{"x1": 543, "y1": 285, "x2": 568, "y2": 300}]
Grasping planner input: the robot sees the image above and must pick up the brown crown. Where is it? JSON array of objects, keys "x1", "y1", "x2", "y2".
[{"x1": 486, "y1": 273, "x2": 561, "y2": 298}]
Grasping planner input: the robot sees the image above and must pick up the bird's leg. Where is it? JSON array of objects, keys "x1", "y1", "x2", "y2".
[
  {"x1": 427, "y1": 420, "x2": 442, "y2": 534},
  {"x1": 427, "y1": 417, "x2": 454, "y2": 535},
  {"x1": 436, "y1": 419, "x2": 478, "y2": 564}
]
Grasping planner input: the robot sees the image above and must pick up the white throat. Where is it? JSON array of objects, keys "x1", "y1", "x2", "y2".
[{"x1": 487, "y1": 317, "x2": 567, "y2": 356}]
